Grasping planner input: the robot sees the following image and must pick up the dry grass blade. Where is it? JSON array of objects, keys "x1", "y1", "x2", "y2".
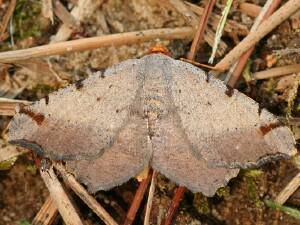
[
  {"x1": 54, "y1": 163, "x2": 118, "y2": 225},
  {"x1": 123, "y1": 169, "x2": 153, "y2": 225},
  {"x1": 253, "y1": 64, "x2": 300, "y2": 80},
  {"x1": 32, "y1": 196, "x2": 59, "y2": 225},
  {"x1": 144, "y1": 171, "x2": 156, "y2": 225},
  {"x1": 187, "y1": 0, "x2": 216, "y2": 60},
  {"x1": 214, "y1": 0, "x2": 300, "y2": 72},
  {"x1": 40, "y1": 166, "x2": 84, "y2": 225},
  {"x1": 0, "y1": 0, "x2": 16, "y2": 40},
  {"x1": 0, "y1": 98, "x2": 31, "y2": 116},
  {"x1": 208, "y1": 0, "x2": 233, "y2": 64},
  {"x1": 185, "y1": 1, "x2": 249, "y2": 36},
  {"x1": 165, "y1": 0, "x2": 227, "y2": 56},
  {"x1": 0, "y1": 27, "x2": 194, "y2": 63},
  {"x1": 275, "y1": 172, "x2": 300, "y2": 205}
]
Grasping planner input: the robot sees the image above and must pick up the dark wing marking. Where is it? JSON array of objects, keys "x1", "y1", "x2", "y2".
[{"x1": 166, "y1": 56, "x2": 296, "y2": 169}]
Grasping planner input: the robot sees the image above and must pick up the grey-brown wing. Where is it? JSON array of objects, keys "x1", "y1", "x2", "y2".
[
  {"x1": 66, "y1": 115, "x2": 151, "y2": 192},
  {"x1": 151, "y1": 115, "x2": 239, "y2": 196},
  {"x1": 9, "y1": 59, "x2": 144, "y2": 160},
  {"x1": 166, "y1": 56, "x2": 296, "y2": 169}
]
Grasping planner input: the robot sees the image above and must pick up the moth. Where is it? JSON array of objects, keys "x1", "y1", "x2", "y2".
[{"x1": 8, "y1": 54, "x2": 296, "y2": 196}]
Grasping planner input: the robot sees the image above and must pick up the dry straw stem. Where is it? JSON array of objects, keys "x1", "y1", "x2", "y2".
[
  {"x1": 275, "y1": 172, "x2": 300, "y2": 205},
  {"x1": 52, "y1": 0, "x2": 104, "y2": 42},
  {"x1": 53, "y1": 0, "x2": 77, "y2": 27},
  {"x1": 214, "y1": 0, "x2": 300, "y2": 72},
  {"x1": 123, "y1": 169, "x2": 153, "y2": 225},
  {"x1": 144, "y1": 171, "x2": 157, "y2": 225},
  {"x1": 32, "y1": 196, "x2": 58, "y2": 225},
  {"x1": 40, "y1": 166, "x2": 84, "y2": 225},
  {"x1": 187, "y1": 0, "x2": 217, "y2": 60},
  {"x1": 239, "y1": 2, "x2": 261, "y2": 18},
  {"x1": 253, "y1": 64, "x2": 300, "y2": 80},
  {"x1": 0, "y1": 97, "x2": 31, "y2": 116},
  {"x1": 0, "y1": 0, "x2": 16, "y2": 37},
  {"x1": 54, "y1": 163, "x2": 118, "y2": 225},
  {"x1": 225, "y1": 0, "x2": 281, "y2": 88},
  {"x1": 0, "y1": 27, "x2": 194, "y2": 63}
]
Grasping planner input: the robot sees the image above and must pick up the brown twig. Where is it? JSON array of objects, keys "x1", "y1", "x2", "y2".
[
  {"x1": 239, "y1": 2, "x2": 261, "y2": 18},
  {"x1": 180, "y1": 58, "x2": 218, "y2": 70},
  {"x1": 123, "y1": 169, "x2": 153, "y2": 225},
  {"x1": 160, "y1": 186, "x2": 186, "y2": 225},
  {"x1": 253, "y1": 64, "x2": 300, "y2": 80},
  {"x1": 144, "y1": 171, "x2": 157, "y2": 225},
  {"x1": 32, "y1": 196, "x2": 59, "y2": 225},
  {"x1": 185, "y1": 1, "x2": 249, "y2": 37},
  {"x1": 214, "y1": 0, "x2": 300, "y2": 73},
  {"x1": 53, "y1": 0, "x2": 77, "y2": 28},
  {"x1": 0, "y1": 27, "x2": 194, "y2": 63},
  {"x1": 187, "y1": 0, "x2": 216, "y2": 60},
  {"x1": 225, "y1": 0, "x2": 282, "y2": 88},
  {"x1": 0, "y1": 97, "x2": 31, "y2": 116},
  {"x1": 40, "y1": 166, "x2": 84, "y2": 225},
  {"x1": 54, "y1": 163, "x2": 118, "y2": 225},
  {"x1": 164, "y1": 0, "x2": 226, "y2": 56},
  {"x1": 275, "y1": 172, "x2": 300, "y2": 205},
  {"x1": 0, "y1": 0, "x2": 16, "y2": 35}
]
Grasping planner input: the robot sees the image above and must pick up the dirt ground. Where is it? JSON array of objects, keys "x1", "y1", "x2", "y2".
[{"x1": 0, "y1": 0, "x2": 300, "y2": 224}]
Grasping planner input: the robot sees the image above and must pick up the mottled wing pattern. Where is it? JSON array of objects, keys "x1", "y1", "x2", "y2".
[
  {"x1": 151, "y1": 114, "x2": 239, "y2": 196},
  {"x1": 165, "y1": 56, "x2": 296, "y2": 169},
  {"x1": 9, "y1": 59, "x2": 143, "y2": 160},
  {"x1": 66, "y1": 115, "x2": 151, "y2": 192}
]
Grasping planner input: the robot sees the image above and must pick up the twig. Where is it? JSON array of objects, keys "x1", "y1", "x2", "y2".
[
  {"x1": 214, "y1": 0, "x2": 300, "y2": 72},
  {"x1": 40, "y1": 166, "x2": 84, "y2": 225},
  {"x1": 53, "y1": 0, "x2": 77, "y2": 28},
  {"x1": 275, "y1": 172, "x2": 300, "y2": 205},
  {"x1": 144, "y1": 171, "x2": 156, "y2": 225},
  {"x1": 0, "y1": 0, "x2": 16, "y2": 36},
  {"x1": 54, "y1": 163, "x2": 118, "y2": 225},
  {"x1": 32, "y1": 196, "x2": 59, "y2": 225},
  {"x1": 0, "y1": 97, "x2": 31, "y2": 116},
  {"x1": 165, "y1": 0, "x2": 227, "y2": 56},
  {"x1": 185, "y1": 1, "x2": 249, "y2": 36},
  {"x1": 225, "y1": 0, "x2": 281, "y2": 88},
  {"x1": 123, "y1": 169, "x2": 153, "y2": 225},
  {"x1": 239, "y1": 2, "x2": 261, "y2": 18},
  {"x1": 253, "y1": 64, "x2": 300, "y2": 80},
  {"x1": 0, "y1": 27, "x2": 194, "y2": 63},
  {"x1": 180, "y1": 58, "x2": 218, "y2": 70},
  {"x1": 160, "y1": 186, "x2": 186, "y2": 225},
  {"x1": 0, "y1": 145, "x2": 29, "y2": 163},
  {"x1": 165, "y1": 0, "x2": 198, "y2": 26},
  {"x1": 187, "y1": 0, "x2": 216, "y2": 60},
  {"x1": 42, "y1": 0, "x2": 54, "y2": 24},
  {"x1": 51, "y1": 0, "x2": 104, "y2": 42}
]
